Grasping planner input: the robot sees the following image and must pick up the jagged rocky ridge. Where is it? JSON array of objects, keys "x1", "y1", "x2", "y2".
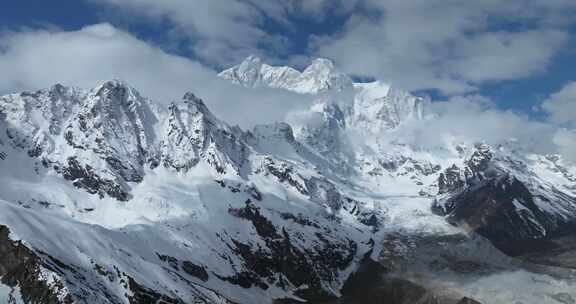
[
  {"x1": 224, "y1": 56, "x2": 576, "y2": 268},
  {"x1": 433, "y1": 144, "x2": 576, "y2": 267},
  {"x1": 0, "y1": 56, "x2": 574, "y2": 303},
  {"x1": 0, "y1": 79, "x2": 384, "y2": 303}
]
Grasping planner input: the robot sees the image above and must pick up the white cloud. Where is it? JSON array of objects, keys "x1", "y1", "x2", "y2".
[
  {"x1": 540, "y1": 82, "x2": 576, "y2": 164},
  {"x1": 314, "y1": 0, "x2": 575, "y2": 94},
  {"x1": 90, "y1": 0, "x2": 361, "y2": 67},
  {"x1": 553, "y1": 129, "x2": 576, "y2": 163},
  {"x1": 377, "y1": 84, "x2": 575, "y2": 164},
  {"x1": 0, "y1": 23, "x2": 314, "y2": 127},
  {"x1": 91, "y1": 0, "x2": 271, "y2": 66},
  {"x1": 384, "y1": 95, "x2": 557, "y2": 155},
  {"x1": 542, "y1": 81, "x2": 576, "y2": 127},
  {"x1": 0, "y1": 20, "x2": 574, "y2": 164},
  {"x1": 84, "y1": 0, "x2": 576, "y2": 96},
  {"x1": 448, "y1": 30, "x2": 567, "y2": 83},
  {"x1": 0, "y1": 23, "x2": 214, "y2": 100}
]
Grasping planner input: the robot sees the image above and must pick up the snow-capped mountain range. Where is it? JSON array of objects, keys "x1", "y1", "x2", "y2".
[{"x1": 0, "y1": 56, "x2": 575, "y2": 304}]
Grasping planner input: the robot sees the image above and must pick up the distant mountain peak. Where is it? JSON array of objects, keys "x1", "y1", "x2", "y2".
[
  {"x1": 1, "y1": 76, "x2": 576, "y2": 304},
  {"x1": 172, "y1": 91, "x2": 224, "y2": 131},
  {"x1": 95, "y1": 78, "x2": 132, "y2": 92},
  {"x1": 240, "y1": 54, "x2": 264, "y2": 66},
  {"x1": 303, "y1": 57, "x2": 336, "y2": 74},
  {"x1": 219, "y1": 56, "x2": 352, "y2": 94},
  {"x1": 182, "y1": 91, "x2": 208, "y2": 108}
]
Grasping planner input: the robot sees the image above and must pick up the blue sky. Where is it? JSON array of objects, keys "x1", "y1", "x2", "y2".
[
  {"x1": 1, "y1": 0, "x2": 576, "y2": 116},
  {"x1": 2, "y1": 1, "x2": 99, "y2": 30}
]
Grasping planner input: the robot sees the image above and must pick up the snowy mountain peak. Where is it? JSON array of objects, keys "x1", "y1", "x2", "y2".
[
  {"x1": 90, "y1": 79, "x2": 154, "y2": 124},
  {"x1": 309, "y1": 57, "x2": 335, "y2": 68},
  {"x1": 166, "y1": 92, "x2": 226, "y2": 136},
  {"x1": 50, "y1": 83, "x2": 68, "y2": 95},
  {"x1": 302, "y1": 58, "x2": 336, "y2": 77},
  {"x1": 94, "y1": 79, "x2": 137, "y2": 98},
  {"x1": 2, "y1": 77, "x2": 576, "y2": 304},
  {"x1": 349, "y1": 82, "x2": 429, "y2": 132},
  {"x1": 239, "y1": 54, "x2": 263, "y2": 67},
  {"x1": 219, "y1": 56, "x2": 352, "y2": 94},
  {"x1": 225, "y1": 55, "x2": 265, "y2": 87},
  {"x1": 220, "y1": 57, "x2": 428, "y2": 133},
  {"x1": 182, "y1": 92, "x2": 212, "y2": 115},
  {"x1": 298, "y1": 58, "x2": 352, "y2": 93}
]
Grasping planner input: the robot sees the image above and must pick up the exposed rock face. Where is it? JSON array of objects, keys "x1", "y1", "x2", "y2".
[
  {"x1": 69, "y1": 80, "x2": 156, "y2": 182},
  {"x1": 0, "y1": 79, "x2": 380, "y2": 303},
  {"x1": 0, "y1": 81, "x2": 252, "y2": 201},
  {"x1": 228, "y1": 200, "x2": 357, "y2": 300},
  {"x1": 0, "y1": 225, "x2": 72, "y2": 304},
  {"x1": 158, "y1": 92, "x2": 249, "y2": 174},
  {"x1": 295, "y1": 103, "x2": 351, "y2": 169},
  {"x1": 309, "y1": 251, "x2": 485, "y2": 304},
  {"x1": 433, "y1": 144, "x2": 576, "y2": 268},
  {"x1": 61, "y1": 156, "x2": 131, "y2": 201},
  {"x1": 126, "y1": 276, "x2": 184, "y2": 304},
  {"x1": 1, "y1": 57, "x2": 576, "y2": 304}
]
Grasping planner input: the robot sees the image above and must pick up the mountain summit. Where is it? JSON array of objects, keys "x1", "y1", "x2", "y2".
[
  {"x1": 219, "y1": 56, "x2": 353, "y2": 94},
  {"x1": 0, "y1": 58, "x2": 575, "y2": 303}
]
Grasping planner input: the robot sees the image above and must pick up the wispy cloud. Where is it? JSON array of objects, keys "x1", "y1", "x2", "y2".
[
  {"x1": 314, "y1": 0, "x2": 576, "y2": 94},
  {"x1": 0, "y1": 23, "x2": 314, "y2": 127},
  {"x1": 542, "y1": 82, "x2": 576, "y2": 128},
  {"x1": 541, "y1": 82, "x2": 576, "y2": 162},
  {"x1": 379, "y1": 94, "x2": 556, "y2": 153},
  {"x1": 88, "y1": 0, "x2": 359, "y2": 67},
  {"x1": 84, "y1": 0, "x2": 576, "y2": 97},
  {"x1": 0, "y1": 12, "x2": 574, "y2": 163}
]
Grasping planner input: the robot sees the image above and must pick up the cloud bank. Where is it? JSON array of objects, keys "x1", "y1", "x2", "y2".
[
  {"x1": 542, "y1": 82, "x2": 576, "y2": 128},
  {"x1": 88, "y1": 0, "x2": 576, "y2": 96},
  {"x1": 541, "y1": 82, "x2": 576, "y2": 162},
  {"x1": 384, "y1": 95, "x2": 556, "y2": 153},
  {"x1": 315, "y1": 0, "x2": 575, "y2": 94},
  {"x1": 0, "y1": 23, "x2": 314, "y2": 127},
  {"x1": 0, "y1": 19, "x2": 573, "y2": 163},
  {"x1": 90, "y1": 0, "x2": 361, "y2": 67}
]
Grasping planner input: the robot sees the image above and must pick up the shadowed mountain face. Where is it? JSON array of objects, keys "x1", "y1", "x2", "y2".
[
  {"x1": 0, "y1": 57, "x2": 574, "y2": 303},
  {"x1": 433, "y1": 145, "x2": 576, "y2": 269}
]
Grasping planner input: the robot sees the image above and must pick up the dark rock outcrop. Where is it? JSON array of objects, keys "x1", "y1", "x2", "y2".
[
  {"x1": 126, "y1": 276, "x2": 183, "y2": 304},
  {"x1": 433, "y1": 145, "x2": 576, "y2": 268},
  {"x1": 61, "y1": 157, "x2": 131, "y2": 201},
  {"x1": 228, "y1": 201, "x2": 357, "y2": 301},
  {"x1": 0, "y1": 225, "x2": 73, "y2": 304}
]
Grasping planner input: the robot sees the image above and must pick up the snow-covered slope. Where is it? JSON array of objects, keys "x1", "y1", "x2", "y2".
[
  {"x1": 220, "y1": 57, "x2": 576, "y2": 302},
  {"x1": 432, "y1": 143, "x2": 576, "y2": 267},
  {"x1": 0, "y1": 80, "x2": 385, "y2": 304},
  {"x1": 0, "y1": 57, "x2": 575, "y2": 304}
]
